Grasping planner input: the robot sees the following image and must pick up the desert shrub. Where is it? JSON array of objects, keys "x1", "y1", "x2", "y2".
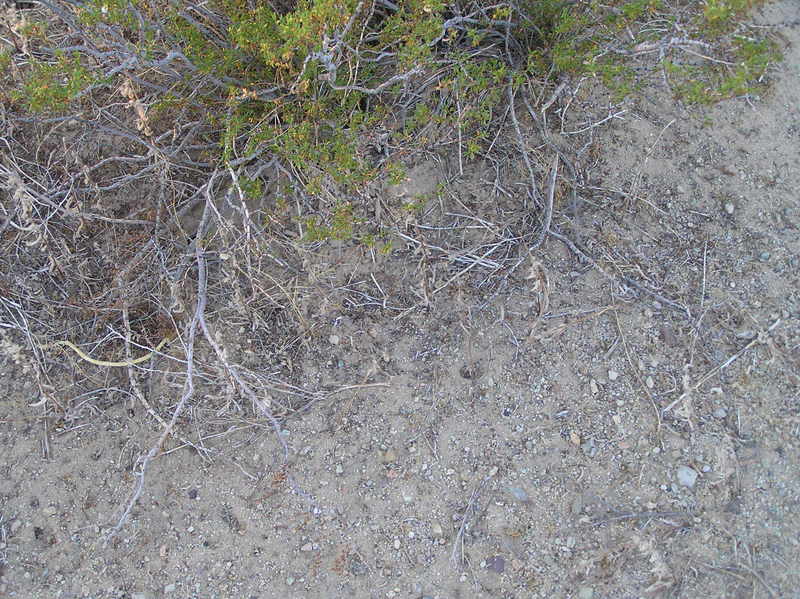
[
  {"x1": 0, "y1": 0, "x2": 783, "y2": 387},
  {"x1": 4, "y1": 1, "x2": 779, "y2": 209},
  {"x1": 0, "y1": 0, "x2": 781, "y2": 535}
]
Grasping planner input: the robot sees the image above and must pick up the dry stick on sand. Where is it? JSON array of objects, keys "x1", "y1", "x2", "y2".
[
  {"x1": 512, "y1": 84, "x2": 688, "y2": 317},
  {"x1": 613, "y1": 309, "x2": 662, "y2": 434},
  {"x1": 663, "y1": 319, "x2": 781, "y2": 415},
  {"x1": 194, "y1": 245, "x2": 318, "y2": 506},
  {"x1": 703, "y1": 563, "x2": 778, "y2": 599},
  {"x1": 507, "y1": 81, "x2": 553, "y2": 252},
  {"x1": 105, "y1": 172, "x2": 220, "y2": 542},
  {"x1": 189, "y1": 188, "x2": 319, "y2": 503},
  {"x1": 588, "y1": 509, "x2": 695, "y2": 526},
  {"x1": 451, "y1": 470, "x2": 494, "y2": 571},
  {"x1": 627, "y1": 118, "x2": 676, "y2": 209},
  {"x1": 509, "y1": 84, "x2": 686, "y2": 317},
  {"x1": 45, "y1": 337, "x2": 171, "y2": 368},
  {"x1": 105, "y1": 252, "x2": 203, "y2": 543},
  {"x1": 548, "y1": 229, "x2": 690, "y2": 318},
  {"x1": 194, "y1": 248, "x2": 289, "y2": 464},
  {"x1": 529, "y1": 304, "x2": 617, "y2": 342},
  {"x1": 121, "y1": 306, "x2": 208, "y2": 459},
  {"x1": 702, "y1": 533, "x2": 779, "y2": 599}
]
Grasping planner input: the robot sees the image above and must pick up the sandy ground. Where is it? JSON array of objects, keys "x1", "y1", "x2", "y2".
[{"x1": 1, "y1": 3, "x2": 799, "y2": 598}]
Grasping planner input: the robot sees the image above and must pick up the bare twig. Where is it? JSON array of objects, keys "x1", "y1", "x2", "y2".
[
  {"x1": 450, "y1": 470, "x2": 494, "y2": 570},
  {"x1": 613, "y1": 309, "x2": 662, "y2": 434},
  {"x1": 589, "y1": 510, "x2": 694, "y2": 526},
  {"x1": 103, "y1": 172, "x2": 221, "y2": 541},
  {"x1": 105, "y1": 250, "x2": 203, "y2": 543},
  {"x1": 548, "y1": 229, "x2": 691, "y2": 317}
]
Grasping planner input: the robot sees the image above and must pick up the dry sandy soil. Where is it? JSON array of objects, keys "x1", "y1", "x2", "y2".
[{"x1": 1, "y1": 3, "x2": 799, "y2": 598}]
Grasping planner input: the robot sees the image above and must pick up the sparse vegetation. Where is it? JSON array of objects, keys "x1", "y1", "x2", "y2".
[{"x1": 0, "y1": 0, "x2": 783, "y2": 537}]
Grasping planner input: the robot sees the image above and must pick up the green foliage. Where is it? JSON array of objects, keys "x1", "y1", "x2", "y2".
[
  {"x1": 6, "y1": 0, "x2": 782, "y2": 247},
  {"x1": 386, "y1": 162, "x2": 407, "y2": 186},
  {"x1": 663, "y1": 35, "x2": 779, "y2": 104},
  {"x1": 13, "y1": 53, "x2": 98, "y2": 112},
  {"x1": 723, "y1": 36, "x2": 779, "y2": 93},
  {"x1": 701, "y1": 0, "x2": 758, "y2": 34},
  {"x1": 524, "y1": 0, "x2": 647, "y2": 98},
  {"x1": 238, "y1": 176, "x2": 264, "y2": 201},
  {"x1": 519, "y1": 0, "x2": 777, "y2": 104},
  {"x1": 208, "y1": 0, "x2": 453, "y2": 187},
  {"x1": 17, "y1": 19, "x2": 50, "y2": 41},
  {"x1": 403, "y1": 194, "x2": 429, "y2": 214},
  {"x1": 304, "y1": 202, "x2": 356, "y2": 242},
  {"x1": 78, "y1": 0, "x2": 138, "y2": 29},
  {"x1": 620, "y1": 0, "x2": 661, "y2": 21},
  {"x1": 169, "y1": 14, "x2": 241, "y2": 76}
]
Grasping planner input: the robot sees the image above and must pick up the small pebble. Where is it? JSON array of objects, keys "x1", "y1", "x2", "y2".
[
  {"x1": 589, "y1": 378, "x2": 599, "y2": 395},
  {"x1": 645, "y1": 376, "x2": 654, "y2": 389},
  {"x1": 393, "y1": 538, "x2": 401, "y2": 550},
  {"x1": 300, "y1": 542, "x2": 313, "y2": 552},
  {"x1": 509, "y1": 486, "x2": 529, "y2": 502},
  {"x1": 578, "y1": 587, "x2": 595, "y2": 599},
  {"x1": 430, "y1": 521, "x2": 444, "y2": 538},
  {"x1": 571, "y1": 494, "x2": 584, "y2": 515},
  {"x1": 329, "y1": 334, "x2": 340, "y2": 345},
  {"x1": 581, "y1": 439, "x2": 597, "y2": 458},
  {"x1": 759, "y1": 251, "x2": 771, "y2": 262},
  {"x1": 608, "y1": 370, "x2": 619, "y2": 381},
  {"x1": 713, "y1": 407, "x2": 728, "y2": 419},
  {"x1": 677, "y1": 465, "x2": 698, "y2": 489},
  {"x1": 487, "y1": 555, "x2": 505, "y2": 574},
  {"x1": 724, "y1": 202, "x2": 735, "y2": 215},
  {"x1": 335, "y1": 464, "x2": 344, "y2": 475}
]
